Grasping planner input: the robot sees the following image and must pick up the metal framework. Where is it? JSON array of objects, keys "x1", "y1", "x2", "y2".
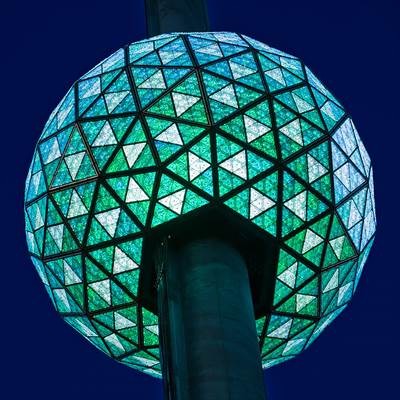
[{"x1": 24, "y1": 32, "x2": 376, "y2": 378}]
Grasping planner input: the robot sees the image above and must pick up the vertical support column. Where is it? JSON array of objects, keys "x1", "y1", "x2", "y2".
[
  {"x1": 145, "y1": 0, "x2": 210, "y2": 37},
  {"x1": 157, "y1": 238, "x2": 266, "y2": 400}
]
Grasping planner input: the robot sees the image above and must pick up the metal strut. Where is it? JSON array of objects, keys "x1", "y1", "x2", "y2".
[
  {"x1": 156, "y1": 238, "x2": 267, "y2": 400},
  {"x1": 145, "y1": 0, "x2": 210, "y2": 37}
]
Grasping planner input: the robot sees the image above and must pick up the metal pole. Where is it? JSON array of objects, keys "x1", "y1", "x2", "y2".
[
  {"x1": 145, "y1": 0, "x2": 210, "y2": 37},
  {"x1": 157, "y1": 238, "x2": 266, "y2": 400}
]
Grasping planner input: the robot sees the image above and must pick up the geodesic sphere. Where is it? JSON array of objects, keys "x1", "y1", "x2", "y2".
[{"x1": 24, "y1": 32, "x2": 376, "y2": 377}]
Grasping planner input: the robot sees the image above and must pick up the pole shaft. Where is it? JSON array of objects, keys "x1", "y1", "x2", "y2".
[
  {"x1": 145, "y1": 0, "x2": 210, "y2": 37},
  {"x1": 157, "y1": 239, "x2": 266, "y2": 400}
]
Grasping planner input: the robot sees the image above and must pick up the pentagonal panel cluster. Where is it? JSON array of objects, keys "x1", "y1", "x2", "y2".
[{"x1": 24, "y1": 32, "x2": 376, "y2": 377}]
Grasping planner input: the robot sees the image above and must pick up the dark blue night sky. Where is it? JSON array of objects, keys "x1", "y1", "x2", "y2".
[{"x1": 2, "y1": 1, "x2": 398, "y2": 398}]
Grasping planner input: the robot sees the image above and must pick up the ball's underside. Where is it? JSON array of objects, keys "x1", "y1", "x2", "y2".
[{"x1": 24, "y1": 32, "x2": 376, "y2": 377}]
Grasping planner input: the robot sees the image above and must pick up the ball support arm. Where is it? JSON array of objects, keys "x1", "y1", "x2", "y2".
[
  {"x1": 156, "y1": 238, "x2": 267, "y2": 400},
  {"x1": 145, "y1": 0, "x2": 210, "y2": 37}
]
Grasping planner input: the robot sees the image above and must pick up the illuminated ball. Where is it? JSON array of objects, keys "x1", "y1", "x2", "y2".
[{"x1": 24, "y1": 32, "x2": 376, "y2": 376}]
